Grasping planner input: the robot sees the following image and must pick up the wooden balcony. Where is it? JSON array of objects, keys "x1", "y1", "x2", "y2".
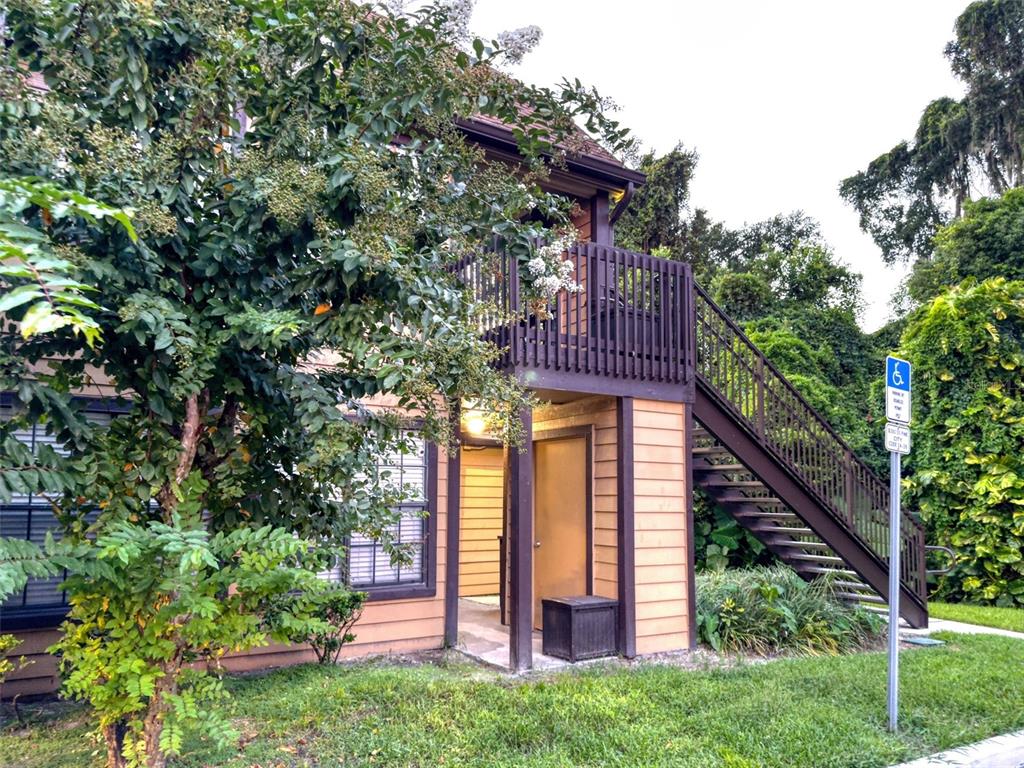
[{"x1": 459, "y1": 242, "x2": 697, "y2": 400}]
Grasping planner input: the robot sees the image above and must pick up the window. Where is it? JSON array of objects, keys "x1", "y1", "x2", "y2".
[
  {"x1": 319, "y1": 433, "x2": 437, "y2": 599},
  {"x1": 0, "y1": 396, "x2": 119, "y2": 630}
]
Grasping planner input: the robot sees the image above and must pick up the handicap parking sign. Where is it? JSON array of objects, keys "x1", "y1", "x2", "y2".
[{"x1": 885, "y1": 356, "x2": 912, "y2": 425}]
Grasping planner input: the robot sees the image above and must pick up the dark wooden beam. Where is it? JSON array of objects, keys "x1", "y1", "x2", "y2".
[
  {"x1": 508, "y1": 407, "x2": 534, "y2": 671},
  {"x1": 514, "y1": 368, "x2": 692, "y2": 403},
  {"x1": 591, "y1": 191, "x2": 612, "y2": 245},
  {"x1": 616, "y1": 397, "x2": 637, "y2": 658},
  {"x1": 443, "y1": 407, "x2": 462, "y2": 648}
]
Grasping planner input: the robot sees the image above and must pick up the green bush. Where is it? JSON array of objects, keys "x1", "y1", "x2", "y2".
[
  {"x1": 271, "y1": 585, "x2": 367, "y2": 665},
  {"x1": 696, "y1": 566, "x2": 884, "y2": 655},
  {"x1": 692, "y1": 491, "x2": 769, "y2": 571},
  {"x1": 901, "y1": 278, "x2": 1024, "y2": 606}
]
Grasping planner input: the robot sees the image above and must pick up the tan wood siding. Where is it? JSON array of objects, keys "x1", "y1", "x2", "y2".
[
  {"x1": 458, "y1": 447, "x2": 503, "y2": 596},
  {"x1": 532, "y1": 396, "x2": 617, "y2": 600},
  {"x1": 571, "y1": 199, "x2": 592, "y2": 242},
  {"x1": 632, "y1": 399, "x2": 690, "y2": 655}
]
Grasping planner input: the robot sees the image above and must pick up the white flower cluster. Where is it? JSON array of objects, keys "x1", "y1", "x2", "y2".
[
  {"x1": 526, "y1": 234, "x2": 580, "y2": 302},
  {"x1": 497, "y1": 25, "x2": 542, "y2": 65},
  {"x1": 440, "y1": 0, "x2": 474, "y2": 42}
]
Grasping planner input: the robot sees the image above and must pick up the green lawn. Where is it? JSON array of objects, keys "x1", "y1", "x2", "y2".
[
  {"x1": 3, "y1": 633, "x2": 1024, "y2": 768},
  {"x1": 929, "y1": 601, "x2": 1024, "y2": 633}
]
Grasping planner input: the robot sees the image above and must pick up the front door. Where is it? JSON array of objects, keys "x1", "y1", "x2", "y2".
[{"x1": 533, "y1": 437, "x2": 588, "y2": 629}]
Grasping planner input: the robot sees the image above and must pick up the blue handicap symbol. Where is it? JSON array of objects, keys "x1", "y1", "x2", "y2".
[{"x1": 886, "y1": 356, "x2": 911, "y2": 392}]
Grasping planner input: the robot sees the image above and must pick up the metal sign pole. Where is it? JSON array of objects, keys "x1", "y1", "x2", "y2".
[
  {"x1": 888, "y1": 449, "x2": 901, "y2": 733},
  {"x1": 884, "y1": 355, "x2": 911, "y2": 734}
]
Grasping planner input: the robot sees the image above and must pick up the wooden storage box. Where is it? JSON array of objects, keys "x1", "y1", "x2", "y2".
[{"x1": 541, "y1": 596, "x2": 618, "y2": 662}]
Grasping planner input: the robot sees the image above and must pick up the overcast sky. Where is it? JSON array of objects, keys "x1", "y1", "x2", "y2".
[{"x1": 470, "y1": 1, "x2": 967, "y2": 330}]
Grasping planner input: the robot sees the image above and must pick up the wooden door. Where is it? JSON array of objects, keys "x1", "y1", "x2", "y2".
[{"x1": 533, "y1": 437, "x2": 588, "y2": 629}]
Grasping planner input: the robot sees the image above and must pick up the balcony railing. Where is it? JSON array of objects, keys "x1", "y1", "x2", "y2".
[{"x1": 459, "y1": 242, "x2": 696, "y2": 394}]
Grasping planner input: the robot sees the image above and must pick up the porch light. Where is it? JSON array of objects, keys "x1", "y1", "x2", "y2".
[{"x1": 464, "y1": 412, "x2": 488, "y2": 436}]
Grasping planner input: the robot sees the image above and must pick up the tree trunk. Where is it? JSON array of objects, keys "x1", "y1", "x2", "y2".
[
  {"x1": 142, "y1": 716, "x2": 167, "y2": 768},
  {"x1": 103, "y1": 721, "x2": 129, "y2": 768},
  {"x1": 141, "y1": 664, "x2": 179, "y2": 768}
]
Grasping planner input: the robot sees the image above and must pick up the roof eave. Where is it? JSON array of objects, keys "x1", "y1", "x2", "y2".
[{"x1": 456, "y1": 118, "x2": 646, "y2": 191}]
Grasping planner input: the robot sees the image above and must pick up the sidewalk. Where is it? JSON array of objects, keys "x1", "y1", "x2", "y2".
[
  {"x1": 891, "y1": 730, "x2": 1024, "y2": 767},
  {"x1": 902, "y1": 618, "x2": 1024, "y2": 641}
]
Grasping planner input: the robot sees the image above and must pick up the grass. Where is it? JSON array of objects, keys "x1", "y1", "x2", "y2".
[
  {"x1": 929, "y1": 601, "x2": 1024, "y2": 633},
  {"x1": 2, "y1": 633, "x2": 1024, "y2": 768}
]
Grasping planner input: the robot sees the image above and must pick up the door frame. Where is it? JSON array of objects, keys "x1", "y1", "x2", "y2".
[{"x1": 532, "y1": 425, "x2": 595, "y2": 596}]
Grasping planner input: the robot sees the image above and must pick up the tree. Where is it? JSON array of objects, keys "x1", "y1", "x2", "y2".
[
  {"x1": 614, "y1": 144, "x2": 698, "y2": 257},
  {"x1": 841, "y1": 0, "x2": 1024, "y2": 264},
  {"x1": 901, "y1": 278, "x2": 1024, "y2": 607},
  {"x1": 908, "y1": 187, "x2": 1024, "y2": 302},
  {"x1": 948, "y1": 0, "x2": 1024, "y2": 192},
  {"x1": 0, "y1": 2, "x2": 628, "y2": 766}
]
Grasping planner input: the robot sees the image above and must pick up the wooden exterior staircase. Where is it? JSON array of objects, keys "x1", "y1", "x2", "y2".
[{"x1": 691, "y1": 284, "x2": 928, "y2": 627}]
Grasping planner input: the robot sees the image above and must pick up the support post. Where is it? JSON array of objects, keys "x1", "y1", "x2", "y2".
[
  {"x1": 508, "y1": 408, "x2": 534, "y2": 671},
  {"x1": 616, "y1": 397, "x2": 636, "y2": 658},
  {"x1": 683, "y1": 402, "x2": 698, "y2": 649},
  {"x1": 591, "y1": 191, "x2": 612, "y2": 246},
  {"x1": 443, "y1": 405, "x2": 462, "y2": 648},
  {"x1": 888, "y1": 450, "x2": 902, "y2": 732}
]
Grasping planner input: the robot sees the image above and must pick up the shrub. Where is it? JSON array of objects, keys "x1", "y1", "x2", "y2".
[
  {"x1": 272, "y1": 585, "x2": 367, "y2": 665},
  {"x1": 901, "y1": 278, "x2": 1024, "y2": 606},
  {"x1": 692, "y1": 492, "x2": 769, "y2": 571},
  {"x1": 696, "y1": 566, "x2": 884, "y2": 655}
]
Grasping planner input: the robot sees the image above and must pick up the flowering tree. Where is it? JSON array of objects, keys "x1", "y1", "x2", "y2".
[{"x1": 0, "y1": 2, "x2": 628, "y2": 766}]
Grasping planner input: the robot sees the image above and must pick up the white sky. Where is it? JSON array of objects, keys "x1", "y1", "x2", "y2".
[{"x1": 470, "y1": 0, "x2": 967, "y2": 330}]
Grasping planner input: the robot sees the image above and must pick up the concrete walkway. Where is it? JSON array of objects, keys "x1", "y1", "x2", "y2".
[
  {"x1": 455, "y1": 597, "x2": 573, "y2": 672},
  {"x1": 902, "y1": 618, "x2": 1024, "y2": 641},
  {"x1": 891, "y1": 730, "x2": 1024, "y2": 767}
]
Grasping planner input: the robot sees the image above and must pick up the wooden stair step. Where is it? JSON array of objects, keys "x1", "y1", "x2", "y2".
[
  {"x1": 837, "y1": 592, "x2": 886, "y2": 604},
  {"x1": 693, "y1": 446, "x2": 732, "y2": 456},
  {"x1": 798, "y1": 565, "x2": 858, "y2": 577},
  {"x1": 754, "y1": 526, "x2": 814, "y2": 536},
  {"x1": 788, "y1": 553, "x2": 845, "y2": 564},
  {"x1": 693, "y1": 463, "x2": 747, "y2": 473},
  {"x1": 714, "y1": 495, "x2": 785, "y2": 505},
  {"x1": 702, "y1": 479, "x2": 766, "y2": 488},
  {"x1": 733, "y1": 509, "x2": 798, "y2": 519},
  {"x1": 770, "y1": 539, "x2": 831, "y2": 549},
  {"x1": 834, "y1": 580, "x2": 871, "y2": 591}
]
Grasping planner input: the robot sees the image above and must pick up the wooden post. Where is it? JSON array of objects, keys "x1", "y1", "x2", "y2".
[
  {"x1": 683, "y1": 401, "x2": 698, "y2": 648},
  {"x1": 591, "y1": 191, "x2": 612, "y2": 246},
  {"x1": 443, "y1": 405, "x2": 462, "y2": 648},
  {"x1": 508, "y1": 407, "x2": 534, "y2": 671},
  {"x1": 616, "y1": 397, "x2": 637, "y2": 658}
]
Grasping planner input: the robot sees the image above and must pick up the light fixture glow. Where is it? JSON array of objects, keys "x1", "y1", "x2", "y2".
[{"x1": 464, "y1": 414, "x2": 487, "y2": 436}]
